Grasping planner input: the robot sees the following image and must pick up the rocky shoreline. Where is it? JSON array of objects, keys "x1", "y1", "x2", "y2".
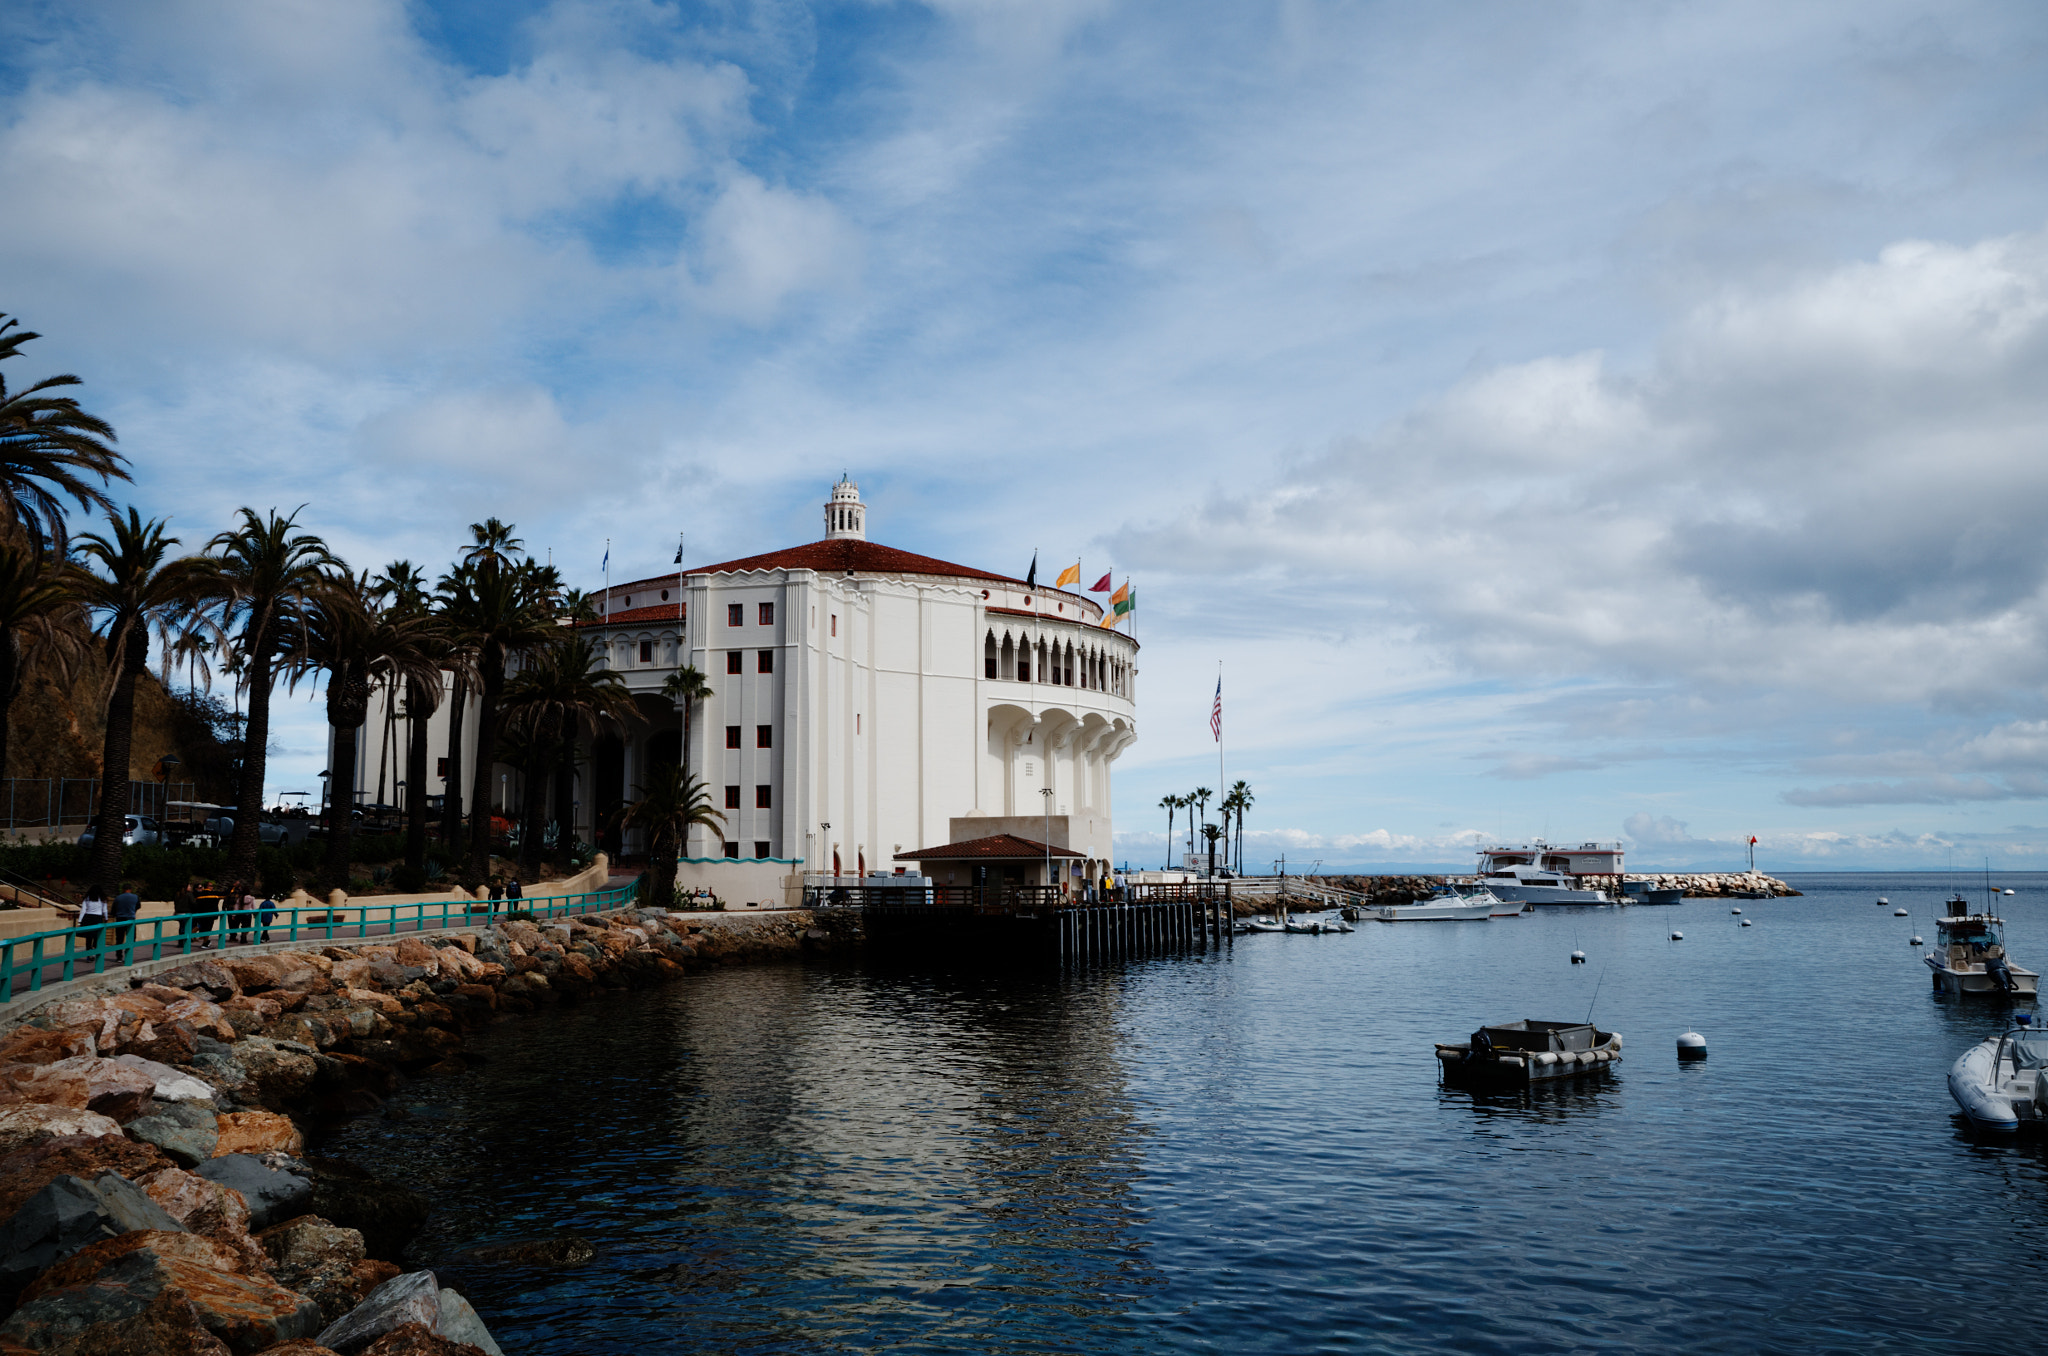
[{"x1": 0, "y1": 904, "x2": 849, "y2": 1355}]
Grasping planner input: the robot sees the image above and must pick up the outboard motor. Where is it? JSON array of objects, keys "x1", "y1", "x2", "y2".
[
  {"x1": 1466, "y1": 1028, "x2": 1494, "y2": 1064},
  {"x1": 1987, "y1": 954, "x2": 2017, "y2": 992}
]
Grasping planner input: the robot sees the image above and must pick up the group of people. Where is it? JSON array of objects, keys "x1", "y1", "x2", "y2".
[
  {"x1": 70, "y1": 882, "x2": 143, "y2": 963},
  {"x1": 74, "y1": 879, "x2": 281, "y2": 963}
]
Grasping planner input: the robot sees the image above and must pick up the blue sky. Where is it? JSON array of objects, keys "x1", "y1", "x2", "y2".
[{"x1": 5, "y1": 1, "x2": 2048, "y2": 871}]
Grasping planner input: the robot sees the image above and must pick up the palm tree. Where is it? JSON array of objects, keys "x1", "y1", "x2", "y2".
[
  {"x1": 437, "y1": 538, "x2": 561, "y2": 885},
  {"x1": 505, "y1": 634, "x2": 637, "y2": 873},
  {"x1": 372, "y1": 562, "x2": 450, "y2": 877},
  {"x1": 616, "y1": 766, "x2": 725, "y2": 908},
  {"x1": 0, "y1": 317, "x2": 128, "y2": 558},
  {"x1": 1159, "y1": 793, "x2": 1180, "y2": 869},
  {"x1": 1191, "y1": 787, "x2": 1212, "y2": 870},
  {"x1": 1202, "y1": 822, "x2": 1224, "y2": 872},
  {"x1": 72, "y1": 510, "x2": 194, "y2": 896},
  {"x1": 185, "y1": 507, "x2": 338, "y2": 886},
  {"x1": 661, "y1": 664, "x2": 712, "y2": 782},
  {"x1": 0, "y1": 544, "x2": 83, "y2": 783},
  {"x1": 1228, "y1": 780, "x2": 1253, "y2": 875},
  {"x1": 289, "y1": 569, "x2": 442, "y2": 887}
]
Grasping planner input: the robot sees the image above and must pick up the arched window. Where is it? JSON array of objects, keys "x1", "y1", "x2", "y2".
[
  {"x1": 1002, "y1": 633, "x2": 1016, "y2": 680},
  {"x1": 1063, "y1": 641, "x2": 1074, "y2": 686},
  {"x1": 984, "y1": 630, "x2": 998, "y2": 680}
]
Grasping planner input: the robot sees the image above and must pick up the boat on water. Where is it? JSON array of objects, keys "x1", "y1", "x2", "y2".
[
  {"x1": 1369, "y1": 892, "x2": 1494, "y2": 922},
  {"x1": 1620, "y1": 880, "x2": 1686, "y2": 906},
  {"x1": 1236, "y1": 916, "x2": 1285, "y2": 934},
  {"x1": 1924, "y1": 892, "x2": 2039, "y2": 997},
  {"x1": 1473, "y1": 842, "x2": 1620, "y2": 906},
  {"x1": 1284, "y1": 913, "x2": 1354, "y2": 934},
  {"x1": 1948, "y1": 1016, "x2": 2048, "y2": 1131},
  {"x1": 1436, "y1": 1019, "x2": 1623, "y2": 1085}
]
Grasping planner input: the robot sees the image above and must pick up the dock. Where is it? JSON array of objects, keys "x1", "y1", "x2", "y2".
[{"x1": 802, "y1": 881, "x2": 1235, "y2": 962}]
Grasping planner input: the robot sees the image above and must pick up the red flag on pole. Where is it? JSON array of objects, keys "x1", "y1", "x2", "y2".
[
  {"x1": 1749, "y1": 836, "x2": 1757, "y2": 845},
  {"x1": 1089, "y1": 573, "x2": 1112, "y2": 592}
]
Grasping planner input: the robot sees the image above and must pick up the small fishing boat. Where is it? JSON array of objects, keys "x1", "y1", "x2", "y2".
[
  {"x1": 1236, "y1": 916, "x2": 1285, "y2": 934},
  {"x1": 1436, "y1": 1019, "x2": 1623, "y2": 1085},
  {"x1": 1284, "y1": 913, "x2": 1353, "y2": 934},
  {"x1": 1369, "y1": 892, "x2": 1493, "y2": 922},
  {"x1": 1925, "y1": 895, "x2": 2040, "y2": 997},
  {"x1": 1948, "y1": 1015, "x2": 2048, "y2": 1131},
  {"x1": 1621, "y1": 880, "x2": 1686, "y2": 906}
]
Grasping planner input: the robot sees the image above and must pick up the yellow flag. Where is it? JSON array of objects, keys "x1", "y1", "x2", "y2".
[
  {"x1": 1099, "y1": 609, "x2": 1122, "y2": 628},
  {"x1": 1055, "y1": 561, "x2": 1081, "y2": 588}
]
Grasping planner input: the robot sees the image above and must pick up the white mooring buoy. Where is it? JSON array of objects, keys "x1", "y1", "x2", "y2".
[
  {"x1": 1894, "y1": 908, "x2": 1909, "y2": 916},
  {"x1": 1877, "y1": 896, "x2": 1889, "y2": 906},
  {"x1": 1670, "y1": 930, "x2": 1684, "y2": 941},
  {"x1": 1731, "y1": 907, "x2": 1742, "y2": 915},
  {"x1": 1570, "y1": 949, "x2": 1586, "y2": 964},
  {"x1": 1677, "y1": 1031, "x2": 1708, "y2": 1061},
  {"x1": 2006, "y1": 889, "x2": 2017, "y2": 896},
  {"x1": 1909, "y1": 935, "x2": 1923, "y2": 946},
  {"x1": 1739, "y1": 918, "x2": 1752, "y2": 927}
]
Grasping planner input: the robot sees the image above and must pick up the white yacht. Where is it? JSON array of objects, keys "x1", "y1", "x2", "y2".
[
  {"x1": 1370, "y1": 890, "x2": 1496, "y2": 922},
  {"x1": 1474, "y1": 842, "x2": 1622, "y2": 906},
  {"x1": 1925, "y1": 897, "x2": 2040, "y2": 997}
]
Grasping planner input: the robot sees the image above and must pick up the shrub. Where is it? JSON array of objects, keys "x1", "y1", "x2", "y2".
[
  {"x1": 353, "y1": 834, "x2": 404, "y2": 865},
  {"x1": 389, "y1": 863, "x2": 426, "y2": 892},
  {"x1": 256, "y1": 847, "x2": 297, "y2": 901}
]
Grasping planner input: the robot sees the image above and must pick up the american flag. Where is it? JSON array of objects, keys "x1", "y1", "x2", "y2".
[{"x1": 1210, "y1": 676, "x2": 1222, "y2": 742}]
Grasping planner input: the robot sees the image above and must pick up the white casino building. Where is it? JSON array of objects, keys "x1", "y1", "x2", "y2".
[{"x1": 360, "y1": 479, "x2": 1139, "y2": 905}]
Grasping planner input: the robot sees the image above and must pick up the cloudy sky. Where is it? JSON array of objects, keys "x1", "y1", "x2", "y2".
[{"x1": 6, "y1": 0, "x2": 2048, "y2": 871}]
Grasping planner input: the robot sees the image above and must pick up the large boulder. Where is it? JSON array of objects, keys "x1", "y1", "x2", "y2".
[
  {"x1": 254, "y1": 1217, "x2": 377, "y2": 1325},
  {"x1": 228, "y1": 1042, "x2": 318, "y2": 1108},
  {"x1": 119, "y1": 1019, "x2": 204, "y2": 1069},
  {"x1": 0, "y1": 1171, "x2": 186, "y2": 1301},
  {"x1": 190, "y1": 1157, "x2": 313, "y2": 1231},
  {"x1": 126, "y1": 1103, "x2": 221, "y2": 1168},
  {"x1": 0, "y1": 1280, "x2": 230, "y2": 1355},
  {"x1": 213, "y1": 1114, "x2": 304, "y2": 1158},
  {"x1": 113, "y1": 1056, "x2": 217, "y2": 1104},
  {"x1": 22, "y1": 1229, "x2": 252, "y2": 1298},
  {"x1": 152, "y1": 961, "x2": 240, "y2": 1000},
  {"x1": 0, "y1": 1135, "x2": 178, "y2": 1218},
  {"x1": 1, "y1": 1055, "x2": 160, "y2": 1122},
  {"x1": 139, "y1": 1168, "x2": 269, "y2": 1276},
  {"x1": 0, "y1": 1027, "x2": 95, "y2": 1067},
  {"x1": 311, "y1": 1273, "x2": 496, "y2": 1356},
  {"x1": 0, "y1": 1104, "x2": 124, "y2": 1156},
  {"x1": 3, "y1": 1231, "x2": 321, "y2": 1354}
]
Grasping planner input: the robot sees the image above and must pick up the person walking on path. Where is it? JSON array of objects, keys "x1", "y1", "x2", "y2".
[
  {"x1": 227, "y1": 883, "x2": 258, "y2": 945},
  {"x1": 172, "y1": 884, "x2": 196, "y2": 946},
  {"x1": 110, "y1": 883, "x2": 141, "y2": 964},
  {"x1": 191, "y1": 882, "x2": 222, "y2": 949},
  {"x1": 505, "y1": 876, "x2": 523, "y2": 903},
  {"x1": 487, "y1": 876, "x2": 504, "y2": 916},
  {"x1": 75, "y1": 887, "x2": 109, "y2": 958},
  {"x1": 255, "y1": 894, "x2": 278, "y2": 943}
]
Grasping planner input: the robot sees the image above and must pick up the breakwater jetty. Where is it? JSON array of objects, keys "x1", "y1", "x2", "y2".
[
  {"x1": 1311, "y1": 871, "x2": 1800, "y2": 901},
  {"x1": 0, "y1": 900, "x2": 836, "y2": 1356}
]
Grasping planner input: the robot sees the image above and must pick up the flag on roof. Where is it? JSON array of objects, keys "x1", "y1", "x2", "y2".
[
  {"x1": 1026, "y1": 551, "x2": 1038, "y2": 587},
  {"x1": 1089, "y1": 572, "x2": 1112, "y2": 592},
  {"x1": 1112, "y1": 582, "x2": 1135, "y2": 616},
  {"x1": 1055, "y1": 561, "x2": 1081, "y2": 588}
]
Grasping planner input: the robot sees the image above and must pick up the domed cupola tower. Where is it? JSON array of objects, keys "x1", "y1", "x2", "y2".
[{"x1": 824, "y1": 474, "x2": 867, "y2": 541}]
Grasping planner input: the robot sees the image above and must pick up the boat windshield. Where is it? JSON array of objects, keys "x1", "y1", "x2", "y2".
[{"x1": 2007, "y1": 1031, "x2": 2048, "y2": 1071}]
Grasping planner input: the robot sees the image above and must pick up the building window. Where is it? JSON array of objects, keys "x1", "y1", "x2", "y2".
[
  {"x1": 660, "y1": 589, "x2": 668, "y2": 601},
  {"x1": 727, "y1": 603, "x2": 743, "y2": 626},
  {"x1": 856, "y1": 714, "x2": 861, "y2": 734},
  {"x1": 757, "y1": 725, "x2": 773, "y2": 748},
  {"x1": 755, "y1": 785, "x2": 772, "y2": 809},
  {"x1": 624, "y1": 596, "x2": 631, "y2": 607},
  {"x1": 726, "y1": 726, "x2": 741, "y2": 749},
  {"x1": 830, "y1": 614, "x2": 838, "y2": 637},
  {"x1": 436, "y1": 757, "x2": 448, "y2": 779},
  {"x1": 726, "y1": 652, "x2": 743, "y2": 675},
  {"x1": 725, "y1": 785, "x2": 741, "y2": 809},
  {"x1": 754, "y1": 841, "x2": 771, "y2": 859},
  {"x1": 724, "y1": 841, "x2": 739, "y2": 859},
  {"x1": 757, "y1": 649, "x2": 774, "y2": 674},
  {"x1": 759, "y1": 602, "x2": 774, "y2": 625},
  {"x1": 638, "y1": 640, "x2": 653, "y2": 663}
]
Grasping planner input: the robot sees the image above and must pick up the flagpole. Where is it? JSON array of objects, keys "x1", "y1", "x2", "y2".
[{"x1": 1216, "y1": 660, "x2": 1225, "y2": 876}]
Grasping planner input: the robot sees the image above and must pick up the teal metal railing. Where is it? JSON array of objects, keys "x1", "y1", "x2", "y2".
[{"x1": 0, "y1": 879, "x2": 642, "y2": 1004}]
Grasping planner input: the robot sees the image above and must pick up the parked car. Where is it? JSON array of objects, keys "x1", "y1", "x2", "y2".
[
  {"x1": 79, "y1": 815, "x2": 162, "y2": 849},
  {"x1": 199, "y1": 815, "x2": 291, "y2": 846}
]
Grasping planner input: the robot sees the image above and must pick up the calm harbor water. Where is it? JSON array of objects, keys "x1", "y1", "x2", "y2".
[{"x1": 318, "y1": 872, "x2": 2048, "y2": 1354}]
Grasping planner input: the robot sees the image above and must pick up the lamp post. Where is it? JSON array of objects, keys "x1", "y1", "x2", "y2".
[
  {"x1": 1040, "y1": 785, "x2": 1055, "y2": 900},
  {"x1": 821, "y1": 822, "x2": 832, "y2": 878}
]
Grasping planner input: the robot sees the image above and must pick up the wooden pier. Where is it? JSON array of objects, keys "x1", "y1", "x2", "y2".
[{"x1": 802, "y1": 882, "x2": 1234, "y2": 962}]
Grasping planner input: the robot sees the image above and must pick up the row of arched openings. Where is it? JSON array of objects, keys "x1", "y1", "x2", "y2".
[{"x1": 984, "y1": 630, "x2": 1126, "y2": 695}]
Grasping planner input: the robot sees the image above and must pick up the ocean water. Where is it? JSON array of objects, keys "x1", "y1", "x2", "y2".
[{"x1": 316, "y1": 872, "x2": 2048, "y2": 1354}]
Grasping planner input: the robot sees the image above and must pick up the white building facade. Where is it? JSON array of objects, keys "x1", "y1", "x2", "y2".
[{"x1": 360, "y1": 479, "x2": 1139, "y2": 905}]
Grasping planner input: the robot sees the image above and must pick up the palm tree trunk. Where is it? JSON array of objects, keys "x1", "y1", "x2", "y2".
[
  {"x1": 440, "y1": 675, "x2": 465, "y2": 848},
  {"x1": 0, "y1": 636, "x2": 17, "y2": 785},
  {"x1": 465, "y1": 650, "x2": 505, "y2": 885},
  {"x1": 403, "y1": 677, "x2": 429, "y2": 871},
  {"x1": 517, "y1": 736, "x2": 546, "y2": 877},
  {"x1": 651, "y1": 827, "x2": 677, "y2": 908},
  {"x1": 552, "y1": 745, "x2": 576, "y2": 864},
  {"x1": 226, "y1": 647, "x2": 274, "y2": 887},
  {"x1": 88, "y1": 631, "x2": 144, "y2": 897},
  {"x1": 323, "y1": 720, "x2": 362, "y2": 886}
]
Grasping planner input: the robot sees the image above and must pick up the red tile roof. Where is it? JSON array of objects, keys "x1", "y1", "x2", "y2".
[
  {"x1": 585, "y1": 603, "x2": 681, "y2": 625},
  {"x1": 692, "y1": 538, "x2": 1024, "y2": 584},
  {"x1": 895, "y1": 833, "x2": 1086, "y2": 861}
]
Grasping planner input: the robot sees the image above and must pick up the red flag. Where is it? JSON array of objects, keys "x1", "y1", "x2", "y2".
[
  {"x1": 1749, "y1": 836, "x2": 1757, "y2": 845},
  {"x1": 1089, "y1": 573, "x2": 1113, "y2": 592}
]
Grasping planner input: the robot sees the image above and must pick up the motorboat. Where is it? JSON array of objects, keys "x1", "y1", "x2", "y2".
[
  {"x1": 1948, "y1": 1016, "x2": 2048, "y2": 1131},
  {"x1": 1924, "y1": 896, "x2": 2040, "y2": 997},
  {"x1": 1284, "y1": 913, "x2": 1353, "y2": 934},
  {"x1": 1236, "y1": 916, "x2": 1285, "y2": 934},
  {"x1": 1621, "y1": 880, "x2": 1686, "y2": 906},
  {"x1": 1369, "y1": 892, "x2": 1493, "y2": 922},
  {"x1": 1474, "y1": 842, "x2": 1622, "y2": 906},
  {"x1": 1436, "y1": 1019, "x2": 1623, "y2": 1085}
]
